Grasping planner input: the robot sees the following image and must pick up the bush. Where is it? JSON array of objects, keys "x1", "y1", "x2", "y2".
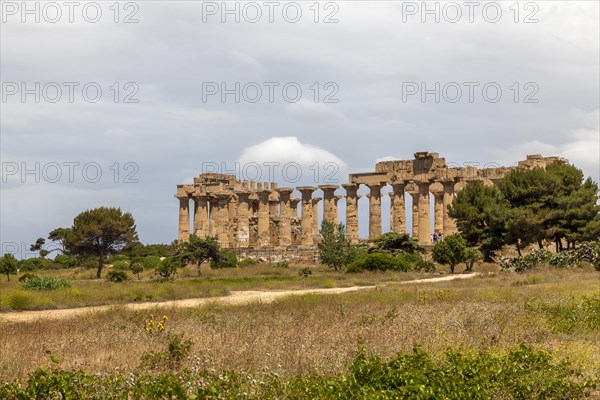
[
  {"x1": 18, "y1": 257, "x2": 53, "y2": 271},
  {"x1": 210, "y1": 251, "x2": 237, "y2": 269},
  {"x1": 22, "y1": 276, "x2": 73, "y2": 290},
  {"x1": 18, "y1": 273, "x2": 39, "y2": 282},
  {"x1": 106, "y1": 270, "x2": 129, "y2": 282},
  {"x1": 299, "y1": 267, "x2": 312, "y2": 277},
  {"x1": 347, "y1": 252, "x2": 411, "y2": 273},
  {"x1": 274, "y1": 260, "x2": 289, "y2": 269},
  {"x1": 111, "y1": 260, "x2": 130, "y2": 271},
  {"x1": 143, "y1": 256, "x2": 162, "y2": 270},
  {"x1": 500, "y1": 244, "x2": 600, "y2": 272},
  {"x1": 238, "y1": 258, "x2": 257, "y2": 267},
  {"x1": 5, "y1": 291, "x2": 35, "y2": 310},
  {"x1": 130, "y1": 262, "x2": 144, "y2": 279},
  {"x1": 53, "y1": 254, "x2": 79, "y2": 269},
  {"x1": 155, "y1": 257, "x2": 177, "y2": 279},
  {"x1": 415, "y1": 259, "x2": 436, "y2": 272},
  {"x1": 0, "y1": 344, "x2": 596, "y2": 399}
]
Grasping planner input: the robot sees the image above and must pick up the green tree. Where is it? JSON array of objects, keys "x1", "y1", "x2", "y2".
[
  {"x1": 63, "y1": 207, "x2": 138, "y2": 279},
  {"x1": 448, "y1": 181, "x2": 508, "y2": 260},
  {"x1": 130, "y1": 262, "x2": 144, "y2": 279},
  {"x1": 30, "y1": 228, "x2": 72, "y2": 258},
  {"x1": 155, "y1": 257, "x2": 177, "y2": 279},
  {"x1": 172, "y1": 235, "x2": 221, "y2": 276},
  {"x1": 370, "y1": 232, "x2": 423, "y2": 255},
  {"x1": 432, "y1": 234, "x2": 467, "y2": 274},
  {"x1": 0, "y1": 253, "x2": 19, "y2": 281},
  {"x1": 464, "y1": 247, "x2": 483, "y2": 272},
  {"x1": 318, "y1": 221, "x2": 355, "y2": 271}
]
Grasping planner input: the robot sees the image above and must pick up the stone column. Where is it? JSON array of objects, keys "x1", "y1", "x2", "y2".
[
  {"x1": 311, "y1": 197, "x2": 321, "y2": 239},
  {"x1": 177, "y1": 196, "x2": 190, "y2": 242},
  {"x1": 257, "y1": 190, "x2": 271, "y2": 248},
  {"x1": 342, "y1": 184, "x2": 359, "y2": 244},
  {"x1": 368, "y1": 184, "x2": 382, "y2": 239},
  {"x1": 269, "y1": 199, "x2": 279, "y2": 218},
  {"x1": 236, "y1": 191, "x2": 251, "y2": 246},
  {"x1": 411, "y1": 195, "x2": 419, "y2": 238},
  {"x1": 208, "y1": 195, "x2": 219, "y2": 237},
  {"x1": 390, "y1": 183, "x2": 406, "y2": 234},
  {"x1": 433, "y1": 191, "x2": 444, "y2": 236},
  {"x1": 228, "y1": 194, "x2": 238, "y2": 247},
  {"x1": 298, "y1": 187, "x2": 316, "y2": 246},
  {"x1": 417, "y1": 182, "x2": 431, "y2": 245},
  {"x1": 216, "y1": 193, "x2": 230, "y2": 248},
  {"x1": 443, "y1": 181, "x2": 458, "y2": 236},
  {"x1": 319, "y1": 185, "x2": 339, "y2": 226},
  {"x1": 193, "y1": 194, "x2": 209, "y2": 238},
  {"x1": 277, "y1": 188, "x2": 293, "y2": 247}
]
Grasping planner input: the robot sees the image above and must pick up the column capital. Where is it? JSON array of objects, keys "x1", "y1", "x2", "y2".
[{"x1": 318, "y1": 184, "x2": 340, "y2": 192}]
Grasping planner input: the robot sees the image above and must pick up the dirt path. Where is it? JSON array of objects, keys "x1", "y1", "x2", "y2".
[{"x1": 0, "y1": 273, "x2": 480, "y2": 323}]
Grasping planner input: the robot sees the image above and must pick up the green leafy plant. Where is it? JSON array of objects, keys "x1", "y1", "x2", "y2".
[
  {"x1": 106, "y1": 270, "x2": 129, "y2": 282},
  {"x1": 21, "y1": 276, "x2": 73, "y2": 290},
  {"x1": 210, "y1": 250, "x2": 237, "y2": 269}
]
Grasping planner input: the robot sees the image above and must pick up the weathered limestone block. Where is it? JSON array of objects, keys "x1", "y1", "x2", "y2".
[
  {"x1": 417, "y1": 182, "x2": 431, "y2": 245},
  {"x1": 177, "y1": 196, "x2": 190, "y2": 242},
  {"x1": 342, "y1": 184, "x2": 359, "y2": 244},
  {"x1": 311, "y1": 197, "x2": 321, "y2": 240},
  {"x1": 277, "y1": 188, "x2": 294, "y2": 247},
  {"x1": 235, "y1": 191, "x2": 251, "y2": 246},
  {"x1": 297, "y1": 187, "x2": 316, "y2": 246},
  {"x1": 318, "y1": 185, "x2": 339, "y2": 226},
  {"x1": 390, "y1": 183, "x2": 406, "y2": 234},
  {"x1": 368, "y1": 184, "x2": 382, "y2": 239},
  {"x1": 216, "y1": 193, "x2": 230, "y2": 247},
  {"x1": 193, "y1": 194, "x2": 209, "y2": 238},
  {"x1": 257, "y1": 190, "x2": 271, "y2": 247}
]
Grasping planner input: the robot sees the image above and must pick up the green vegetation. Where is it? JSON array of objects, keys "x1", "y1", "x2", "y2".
[
  {"x1": 210, "y1": 250, "x2": 237, "y2": 269},
  {"x1": 347, "y1": 252, "x2": 412, "y2": 272},
  {"x1": 172, "y1": 235, "x2": 220, "y2": 276},
  {"x1": 318, "y1": 221, "x2": 355, "y2": 270},
  {"x1": 450, "y1": 162, "x2": 600, "y2": 259},
  {"x1": 21, "y1": 276, "x2": 73, "y2": 291},
  {"x1": 106, "y1": 270, "x2": 129, "y2": 282},
  {"x1": 0, "y1": 344, "x2": 596, "y2": 399},
  {"x1": 0, "y1": 253, "x2": 19, "y2": 281}
]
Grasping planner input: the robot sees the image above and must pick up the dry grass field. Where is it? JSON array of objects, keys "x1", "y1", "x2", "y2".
[{"x1": 1, "y1": 265, "x2": 598, "y2": 388}]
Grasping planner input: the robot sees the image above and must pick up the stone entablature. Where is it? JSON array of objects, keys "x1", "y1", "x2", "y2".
[{"x1": 176, "y1": 153, "x2": 566, "y2": 247}]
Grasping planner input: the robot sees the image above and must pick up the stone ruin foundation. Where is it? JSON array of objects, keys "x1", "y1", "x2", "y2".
[{"x1": 175, "y1": 152, "x2": 566, "y2": 262}]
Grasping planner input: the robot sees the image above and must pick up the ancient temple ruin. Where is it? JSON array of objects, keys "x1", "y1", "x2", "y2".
[{"x1": 175, "y1": 152, "x2": 566, "y2": 252}]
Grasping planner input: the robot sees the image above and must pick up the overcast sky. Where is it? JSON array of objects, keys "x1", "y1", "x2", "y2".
[{"x1": 1, "y1": 1, "x2": 598, "y2": 257}]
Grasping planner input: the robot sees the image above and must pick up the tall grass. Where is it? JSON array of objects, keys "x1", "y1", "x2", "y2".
[{"x1": 1, "y1": 268, "x2": 598, "y2": 382}]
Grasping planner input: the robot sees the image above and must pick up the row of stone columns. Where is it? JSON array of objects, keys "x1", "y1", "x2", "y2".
[{"x1": 177, "y1": 180, "x2": 462, "y2": 246}]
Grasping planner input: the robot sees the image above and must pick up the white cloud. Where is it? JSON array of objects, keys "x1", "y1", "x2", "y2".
[{"x1": 237, "y1": 137, "x2": 347, "y2": 186}]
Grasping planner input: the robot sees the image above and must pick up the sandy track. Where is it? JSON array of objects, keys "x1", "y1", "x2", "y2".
[{"x1": 0, "y1": 273, "x2": 479, "y2": 323}]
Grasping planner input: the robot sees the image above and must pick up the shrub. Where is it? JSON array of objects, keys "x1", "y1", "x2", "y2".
[
  {"x1": 130, "y1": 262, "x2": 144, "y2": 279},
  {"x1": 106, "y1": 270, "x2": 129, "y2": 282},
  {"x1": 18, "y1": 257, "x2": 53, "y2": 271},
  {"x1": 238, "y1": 258, "x2": 257, "y2": 267},
  {"x1": 274, "y1": 260, "x2": 289, "y2": 269},
  {"x1": 347, "y1": 252, "x2": 411, "y2": 273},
  {"x1": 22, "y1": 276, "x2": 73, "y2": 290},
  {"x1": 415, "y1": 259, "x2": 436, "y2": 272},
  {"x1": 143, "y1": 256, "x2": 162, "y2": 270},
  {"x1": 155, "y1": 257, "x2": 177, "y2": 279},
  {"x1": 53, "y1": 254, "x2": 79, "y2": 268},
  {"x1": 5, "y1": 291, "x2": 36, "y2": 310},
  {"x1": 18, "y1": 273, "x2": 39, "y2": 282},
  {"x1": 111, "y1": 260, "x2": 130, "y2": 271},
  {"x1": 299, "y1": 267, "x2": 312, "y2": 277},
  {"x1": 0, "y1": 344, "x2": 596, "y2": 399},
  {"x1": 210, "y1": 251, "x2": 237, "y2": 269}
]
